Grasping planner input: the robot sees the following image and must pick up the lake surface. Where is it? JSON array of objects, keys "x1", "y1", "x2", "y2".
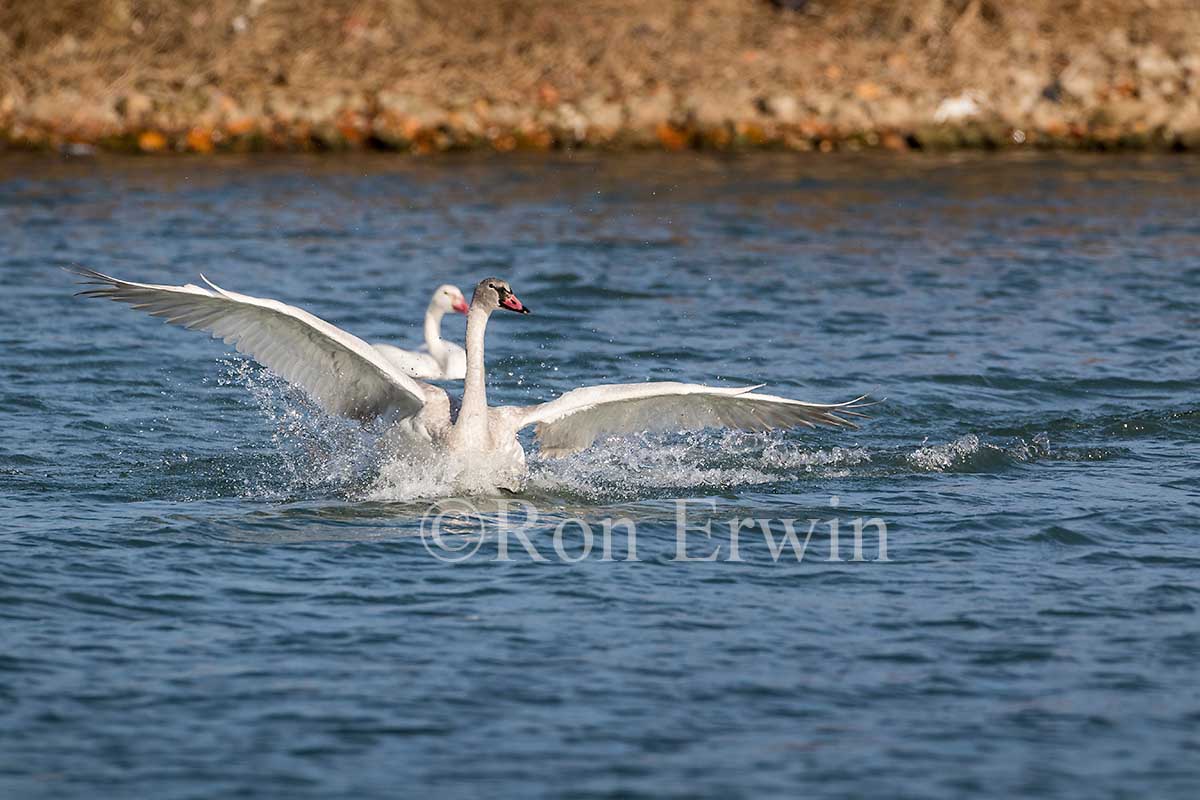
[{"x1": 1, "y1": 152, "x2": 1198, "y2": 799}]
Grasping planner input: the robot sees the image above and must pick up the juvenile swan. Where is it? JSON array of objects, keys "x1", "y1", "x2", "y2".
[{"x1": 73, "y1": 271, "x2": 872, "y2": 493}]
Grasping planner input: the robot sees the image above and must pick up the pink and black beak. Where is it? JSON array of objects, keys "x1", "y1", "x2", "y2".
[
  {"x1": 452, "y1": 296, "x2": 469, "y2": 314},
  {"x1": 499, "y1": 286, "x2": 530, "y2": 314}
]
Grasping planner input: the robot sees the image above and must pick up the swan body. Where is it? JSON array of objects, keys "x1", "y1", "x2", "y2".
[
  {"x1": 73, "y1": 270, "x2": 873, "y2": 494},
  {"x1": 371, "y1": 284, "x2": 468, "y2": 380}
]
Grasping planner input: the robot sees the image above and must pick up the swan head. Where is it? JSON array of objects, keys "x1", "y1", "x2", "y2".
[
  {"x1": 432, "y1": 284, "x2": 469, "y2": 315},
  {"x1": 472, "y1": 277, "x2": 530, "y2": 314}
]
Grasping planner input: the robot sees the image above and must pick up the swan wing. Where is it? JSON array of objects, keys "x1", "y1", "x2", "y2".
[
  {"x1": 515, "y1": 382, "x2": 873, "y2": 457},
  {"x1": 70, "y1": 267, "x2": 428, "y2": 421}
]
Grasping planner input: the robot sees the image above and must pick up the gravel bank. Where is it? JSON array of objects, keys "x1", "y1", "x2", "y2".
[{"x1": 3, "y1": 0, "x2": 1199, "y2": 154}]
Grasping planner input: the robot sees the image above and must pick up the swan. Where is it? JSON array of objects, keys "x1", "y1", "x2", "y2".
[
  {"x1": 372, "y1": 284, "x2": 469, "y2": 380},
  {"x1": 72, "y1": 270, "x2": 873, "y2": 493}
]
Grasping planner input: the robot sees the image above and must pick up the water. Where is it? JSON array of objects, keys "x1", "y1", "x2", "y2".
[{"x1": 2, "y1": 152, "x2": 1199, "y2": 798}]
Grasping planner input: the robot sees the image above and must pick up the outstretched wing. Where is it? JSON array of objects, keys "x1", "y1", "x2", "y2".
[
  {"x1": 70, "y1": 267, "x2": 428, "y2": 421},
  {"x1": 514, "y1": 382, "x2": 873, "y2": 457}
]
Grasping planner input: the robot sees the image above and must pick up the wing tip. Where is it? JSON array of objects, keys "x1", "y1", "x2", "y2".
[
  {"x1": 64, "y1": 265, "x2": 116, "y2": 286},
  {"x1": 836, "y1": 392, "x2": 883, "y2": 410}
]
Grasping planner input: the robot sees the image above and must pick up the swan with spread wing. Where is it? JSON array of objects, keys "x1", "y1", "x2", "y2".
[
  {"x1": 72, "y1": 270, "x2": 873, "y2": 492},
  {"x1": 70, "y1": 267, "x2": 468, "y2": 383}
]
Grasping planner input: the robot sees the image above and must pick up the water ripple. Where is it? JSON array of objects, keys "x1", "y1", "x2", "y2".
[{"x1": 2, "y1": 153, "x2": 1199, "y2": 799}]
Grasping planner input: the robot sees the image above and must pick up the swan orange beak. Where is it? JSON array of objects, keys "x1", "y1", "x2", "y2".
[
  {"x1": 501, "y1": 293, "x2": 530, "y2": 314},
  {"x1": 452, "y1": 297, "x2": 469, "y2": 314}
]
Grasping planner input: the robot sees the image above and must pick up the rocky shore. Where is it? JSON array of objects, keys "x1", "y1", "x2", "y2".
[{"x1": 3, "y1": 0, "x2": 1200, "y2": 155}]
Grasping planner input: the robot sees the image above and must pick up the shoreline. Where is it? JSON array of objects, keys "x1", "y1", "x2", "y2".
[
  {"x1": 6, "y1": 112, "x2": 1197, "y2": 157},
  {"x1": 4, "y1": 1, "x2": 1199, "y2": 155}
]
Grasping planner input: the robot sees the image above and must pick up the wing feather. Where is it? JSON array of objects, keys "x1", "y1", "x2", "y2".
[
  {"x1": 69, "y1": 267, "x2": 427, "y2": 421},
  {"x1": 515, "y1": 382, "x2": 873, "y2": 457}
]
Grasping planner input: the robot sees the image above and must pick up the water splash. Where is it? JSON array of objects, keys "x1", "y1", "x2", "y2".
[
  {"x1": 527, "y1": 430, "x2": 871, "y2": 502},
  {"x1": 210, "y1": 364, "x2": 880, "y2": 501},
  {"x1": 217, "y1": 358, "x2": 382, "y2": 498},
  {"x1": 208, "y1": 360, "x2": 1127, "y2": 499},
  {"x1": 906, "y1": 432, "x2": 1053, "y2": 473},
  {"x1": 907, "y1": 434, "x2": 985, "y2": 472},
  {"x1": 362, "y1": 443, "x2": 525, "y2": 502}
]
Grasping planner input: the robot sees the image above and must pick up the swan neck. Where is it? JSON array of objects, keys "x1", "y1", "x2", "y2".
[
  {"x1": 424, "y1": 304, "x2": 445, "y2": 358},
  {"x1": 460, "y1": 307, "x2": 491, "y2": 422}
]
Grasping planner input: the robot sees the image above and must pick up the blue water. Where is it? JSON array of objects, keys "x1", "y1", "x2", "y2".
[{"x1": 2, "y1": 152, "x2": 1199, "y2": 798}]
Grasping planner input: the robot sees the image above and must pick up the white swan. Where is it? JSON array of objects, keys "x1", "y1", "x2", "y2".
[
  {"x1": 73, "y1": 271, "x2": 873, "y2": 493},
  {"x1": 372, "y1": 285, "x2": 468, "y2": 380}
]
